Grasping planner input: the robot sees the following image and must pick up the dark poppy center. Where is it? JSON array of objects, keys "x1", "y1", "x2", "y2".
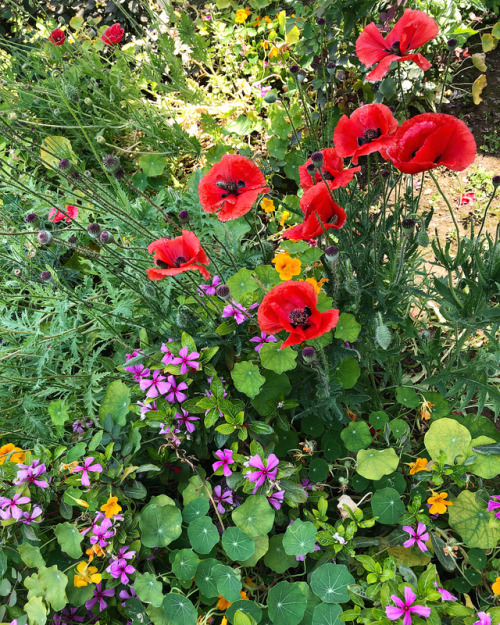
[
  {"x1": 323, "y1": 171, "x2": 335, "y2": 181},
  {"x1": 289, "y1": 306, "x2": 312, "y2": 329},
  {"x1": 174, "y1": 256, "x2": 187, "y2": 267},
  {"x1": 357, "y1": 128, "x2": 382, "y2": 147},
  {"x1": 55, "y1": 35, "x2": 62, "y2": 42},
  {"x1": 384, "y1": 40, "x2": 401, "y2": 54},
  {"x1": 156, "y1": 259, "x2": 170, "y2": 269},
  {"x1": 216, "y1": 179, "x2": 246, "y2": 199}
]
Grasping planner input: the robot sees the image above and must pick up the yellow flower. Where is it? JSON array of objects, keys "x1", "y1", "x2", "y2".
[
  {"x1": 261, "y1": 198, "x2": 275, "y2": 213},
  {"x1": 407, "y1": 457, "x2": 429, "y2": 475},
  {"x1": 303, "y1": 277, "x2": 328, "y2": 294},
  {"x1": 220, "y1": 619, "x2": 228, "y2": 625},
  {"x1": 217, "y1": 595, "x2": 232, "y2": 610},
  {"x1": 420, "y1": 398, "x2": 435, "y2": 421},
  {"x1": 100, "y1": 496, "x2": 122, "y2": 519},
  {"x1": 235, "y1": 8, "x2": 251, "y2": 23},
  {"x1": 0, "y1": 443, "x2": 26, "y2": 465},
  {"x1": 240, "y1": 590, "x2": 249, "y2": 600},
  {"x1": 73, "y1": 561, "x2": 102, "y2": 587},
  {"x1": 279, "y1": 210, "x2": 290, "y2": 226},
  {"x1": 427, "y1": 491, "x2": 452, "y2": 515},
  {"x1": 269, "y1": 46, "x2": 280, "y2": 59},
  {"x1": 492, "y1": 576, "x2": 500, "y2": 594},
  {"x1": 272, "y1": 253, "x2": 301, "y2": 281},
  {"x1": 262, "y1": 16, "x2": 272, "y2": 23},
  {"x1": 86, "y1": 544, "x2": 105, "y2": 562}
]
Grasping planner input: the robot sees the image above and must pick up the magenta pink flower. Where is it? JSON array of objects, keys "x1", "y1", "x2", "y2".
[
  {"x1": 14, "y1": 459, "x2": 49, "y2": 488},
  {"x1": 21, "y1": 505, "x2": 43, "y2": 525},
  {"x1": 161, "y1": 341, "x2": 175, "y2": 365},
  {"x1": 245, "y1": 453, "x2": 279, "y2": 492},
  {"x1": 90, "y1": 517, "x2": 115, "y2": 548},
  {"x1": 249, "y1": 332, "x2": 277, "y2": 352},
  {"x1": 0, "y1": 493, "x2": 31, "y2": 520},
  {"x1": 48, "y1": 205, "x2": 78, "y2": 223},
  {"x1": 386, "y1": 587, "x2": 430, "y2": 625},
  {"x1": 474, "y1": 612, "x2": 491, "y2": 625},
  {"x1": 487, "y1": 495, "x2": 500, "y2": 519},
  {"x1": 213, "y1": 449, "x2": 234, "y2": 477},
  {"x1": 85, "y1": 582, "x2": 115, "y2": 612},
  {"x1": 222, "y1": 301, "x2": 248, "y2": 325},
  {"x1": 165, "y1": 375, "x2": 188, "y2": 403},
  {"x1": 175, "y1": 409, "x2": 199, "y2": 433},
  {"x1": 267, "y1": 490, "x2": 285, "y2": 510},
  {"x1": 213, "y1": 485, "x2": 234, "y2": 513},
  {"x1": 72, "y1": 456, "x2": 103, "y2": 487},
  {"x1": 434, "y1": 581, "x2": 457, "y2": 601},
  {"x1": 403, "y1": 523, "x2": 429, "y2": 552},
  {"x1": 171, "y1": 346, "x2": 200, "y2": 374},
  {"x1": 124, "y1": 362, "x2": 150, "y2": 382},
  {"x1": 139, "y1": 370, "x2": 170, "y2": 398},
  {"x1": 106, "y1": 558, "x2": 135, "y2": 584},
  {"x1": 198, "y1": 275, "x2": 220, "y2": 297}
]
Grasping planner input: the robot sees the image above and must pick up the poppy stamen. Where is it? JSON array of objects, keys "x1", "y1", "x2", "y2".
[
  {"x1": 174, "y1": 256, "x2": 187, "y2": 267},
  {"x1": 216, "y1": 179, "x2": 247, "y2": 199},
  {"x1": 357, "y1": 127, "x2": 382, "y2": 147},
  {"x1": 156, "y1": 259, "x2": 170, "y2": 268},
  {"x1": 289, "y1": 306, "x2": 312, "y2": 329}
]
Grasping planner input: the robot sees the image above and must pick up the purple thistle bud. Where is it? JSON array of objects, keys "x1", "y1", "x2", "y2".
[
  {"x1": 381, "y1": 169, "x2": 390, "y2": 178},
  {"x1": 113, "y1": 167, "x2": 125, "y2": 181},
  {"x1": 306, "y1": 163, "x2": 316, "y2": 173},
  {"x1": 447, "y1": 38, "x2": 458, "y2": 49},
  {"x1": 99, "y1": 230, "x2": 113, "y2": 245},
  {"x1": 311, "y1": 151, "x2": 324, "y2": 164},
  {"x1": 37, "y1": 230, "x2": 52, "y2": 245},
  {"x1": 492, "y1": 175, "x2": 500, "y2": 186},
  {"x1": 325, "y1": 245, "x2": 339, "y2": 261},
  {"x1": 25, "y1": 213, "x2": 38, "y2": 223},
  {"x1": 87, "y1": 223, "x2": 101, "y2": 238},
  {"x1": 289, "y1": 64, "x2": 300, "y2": 74},
  {"x1": 102, "y1": 154, "x2": 119, "y2": 171},
  {"x1": 58, "y1": 158, "x2": 70, "y2": 170},
  {"x1": 40, "y1": 270, "x2": 53, "y2": 283},
  {"x1": 316, "y1": 17, "x2": 326, "y2": 25},
  {"x1": 302, "y1": 346, "x2": 316, "y2": 362},
  {"x1": 178, "y1": 210, "x2": 190, "y2": 223},
  {"x1": 216, "y1": 285, "x2": 231, "y2": 300},
  {"x1": 68, "y1": 235, "x2": 77, "y2": 244}
]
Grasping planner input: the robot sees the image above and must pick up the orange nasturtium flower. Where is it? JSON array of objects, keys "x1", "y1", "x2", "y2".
[
  {"x1": 420, "y1": 398, "x2": 435, "y2": 421},
  {"x1": 261, "y1": 197, "x2": 275, "y2": 213},
  {"x1": 100, "y1": 496, "x2": 122, "y2": 519},
  {"x1": 217, "y1": 596, "x2": 232, "y2": 611},
  {"x1": 0, "y1": 443, "x2": 26, "y2": 465},
  {"x1": 74, "y1": 561, "x2": 102, "y2": 587},
  {"x1": 235, "y1": 8, "x2": 251, "y2": 23},
  {"x1": 86, "y1": 544, "x2": 105, "y2": 562},
  {"x1": 492, "y1": 576, "x2": 500, "y2": 595},
  {"x1": 427, "y1": 491, "x2": 452, "y2": 515},
  {"x1": 272, "y1": 253, "x2": 301, "y2": 281},
  {"x1": 304, "y1": 277, "x2": 328, "y2": 294},
  {"x1": 407, "y1": 457, "x2": 429, "y2": 475}
]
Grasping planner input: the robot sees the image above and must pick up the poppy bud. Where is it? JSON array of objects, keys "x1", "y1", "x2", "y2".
[
  {"x1": 7, "y1": 112, "x2": 17, "y2": 121},
  {"x1": 306, "y1": 163, "x2": 315, "y2": 173},
  {"x1": 87, "y1": 223, "x2": 101, "y2": 238},
  {"x1": 38, "y1": 230, "x2": 52, "y2": 245},
  {"x1": 58, "y1": 158, "x2": 70, "y2": 170},
  {"x1": 289, "y1": 64, "x2": 300, "y2": 75},
  {"x1": 381, "y1": 169, "x2": 390, "y2": 178},
  {"x1": 215, "y1": 285, "x2": 230, "y2": 300},
  {"x1": 25, "y1": 213, "x2": 38, "y2": 223},
  {"x1": 263, "y1": 92, "x2": 277, "y2": 104},
  {"x1": 325, "y1": 245, "x2": 339, "y2": 262},
  {"x1": 296, "y1": 69, "x2": 306, "y2": 83},
  {"x1": 311, "y1": 151, "x2": 324, "y2": 165},
  {"x1": 102, "y1": 154, "x2": 119, "y2": 171},
  {"x1": 388, "y1": 105, "x2": 396, "y2": 113},
  {"x1": 402, "y1": 218, "x2": 415, "y2": 235},
  {"x1": 96, "y1": 135, "x2": 105, "y2": 144},
  {"x1": 113, "y1": 168, "x2": 125, "y2": 181},
  {"x1": 302, "y1": 346, "x2": 316, "y2": 362},
  {"x1": 316, "y1": 17, "x2": 326, "y2": 25},
  {"x1": 447, "y1": 38, "x2": 458, "y2": 49},
  {"x1": 13, "y1": 268, "x2": 22, "y2": 278},
  {"x1": 84, "y1": 98, "x2": 92, "y2": 105},
  {"x1": 326, "y1": 61, "x2": 336, "y2": 75},
  {"x1": 64, "y1": 84, "x2": 79, "y2": 102},
  {"x1": 178, "y1": 210, "x2": 190, "y2": 224},
  {"x1": 492, "y1": 175, "x2": 500, "y2": 187},
  {"x1": 68, "y1": 235, "x2": 77, "y2": 244},
  {"x1": 53, "y1": 109, "x2": 59, "y2": 117},
  {"x1": 84, "y1": 170, "x2": 92, "y2": 178},
  {"x1": 99, "y1": 230, "x2": 113, "y2": 245},
  {"x1": 40, "y1": 270, "x2": 53, "y2": 283}
]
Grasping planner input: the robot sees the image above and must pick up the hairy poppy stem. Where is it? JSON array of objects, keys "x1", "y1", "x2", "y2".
[
  {"x1": 212, "y1": 235, "x2": 238, "y2": 273},
  {"x1": 428, "y1": 171, "x2": 460, "y2": 241},
  {"x1": 438, "y1": 52, "x2": 453, "y2": 112},
  {"x1": 396, "y1": 63, "x2": 408, "y2": 119},
  {"x1": 476, "y1": 185, "x2": 498, "y2": 239}
]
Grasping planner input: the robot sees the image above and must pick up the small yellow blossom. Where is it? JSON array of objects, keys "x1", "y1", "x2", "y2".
[
  {"x1": 262, "y1": 16, "x2": 272, "y2": 23},
  {"x1": 240, "y1": 591, "x2": 249, "y2": 600},
  {"x1": 407, "y1": 458, "x2": 429, "y2": 475},
  {"x1": 217, "y1": 595, "x2": 232, "y2": 610},
  {"x1": 100, "y1": 496, "x2": 122, "y2": 519},
  {"x1": 0, "y1": 443, "x2": 26, "y2": 465},
  {"x1": 221, "y1": 619, "x2": 228, "y2": 625},
  {"x1": 420, "y1": 398, "x2": 435, "y2": 421},
  {"x1": 303, "y1": 277, "x2": 328, "y2": 294},
  {"x1": 279, "y1": 210, "x2": 290, "y2": 226},
  {"x1": 492, "y1": 576, "x2": 500, "y2": 594},
  {"x1": 427, "y1": 491, "x2": 452, "y2": 515},
  {"x1": 269, "y1": 46, "x2": 280, "y2": 59},
  {"x1": 272, "y1": 253, "x2": 301, "y2": 281},
  {"x1": 235, "y1": 8, "x2": 251, "y2": 23},
  {"x1": 86, "y1": 544, "x2": 105, "y2": 562},
  {"x1": 74, "y1": 561, "x2": 102, "y2": 588},
  {"x1": 261, "y1": 197, "x2": 275, "y2": 213}
]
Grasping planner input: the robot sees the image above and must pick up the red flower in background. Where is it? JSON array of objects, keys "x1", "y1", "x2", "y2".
[
  {"x1": 147, "y1": 230, "x2": 210, "y2": 281},
  {"x1": 385, "y1": 113, "x2": 477, "y2": 174},
  {"x1": 356, "y1": 9, "x2": 439, "y2": 81},
  {"x1": 258, "y1": 281, "x2": 339, "y2": 349},
  {"x1": 283, "y1": 182, "x2": 346, "y2": 241},
  {"x1": 48, "y1": 205, "x2": 78, "y2": 223},
  {"x1": 298, "y1": 148, "x2": 360, "y2": 191},
  {"x1": 199, "y1": 154, "x2": 269, "y2": 222},
  {"x1": 334, "y1": 103, "x2": 398, "y2": 165},
  {"x1": 101, "y1": 24, "x2": 125, "y2": 45},
  {"x1": 49, "y1": 28, "x2": 65, "y2": 45}
]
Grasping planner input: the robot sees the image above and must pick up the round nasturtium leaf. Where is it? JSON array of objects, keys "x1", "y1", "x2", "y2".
[
  {"x1": 395, "y1": 386, "x2": 420, "y2": 409},
  {"x1": 371, "y1": 487, "x2": 405, "y2": 525},
  {"x1": 389, "y1": 419, "x2": 408, "y2": 439},
  {"x1": 321, "y1": 431, "x2": 344, "y2": 461},
  {"x1": 467, "y1": 436, "x2": 500, "y2": 479},
  {"x1": 230, "y1": 361, "x2": 265, "y2": 399},
  {"x1": 227, "y1": 601, "x2": 263, "y2": 624},
  {"x1": 133, "y1": 572, "x2": 164, "y2": 608},
  {"x1": 302, "y1": 416, "x2": 324, "y2": 437},
  {"x1": 139, "y1": 504, "x2": 182, "y2": 548},
  {"x1": 311, "y1": 602, "x2": 343, "y2": 625},
  {"x1": 182, "y1": 498, "x2": 210, "y2": 523},
  {"x1": 464, "y1": 569, "x2": 482, "y2": 586},
  {"x1": 264, "y1": 535, "x2": 299, "y2": 574},
  {"x1": 214, "y1": 564, "x2": 242, "y2": 602},
  {"x1": 308, "y1": 458, "x2": 329, "y2": 482},
  {"x1": 448, "y1": 490, "x2": 500, "y2": 549},
  {"x1": 162, "y1": 594, "x2": 197, "y2": 625},
  {"x1": 259, "y1": 340, "x2": 297, "y2": 374},
  {"x1": 369, "y1": 411, "x2": 389, "y2": 429},
  {"x1": 194, "y1": 559, "x2": 219, "y2": 598},
  {"x1": 283, "y1": 520, "x2": 317, "y2": 557},
  {"x1": 467, "y1": 548, "x2": 487, "y2": 570},
  {"x1": 239, "y1": 535, "x2": 269, "y2": 566},
  {"x1": 187, "y1": 517, "x2": 219, "y2": 554},
  {"x1": 341, "y1": 421, "x2": 372, "y2": 452},
  {"x1": 424, "y1": 418, "x2": 471, "y2": 465},
  {"x1": 267, "y1": 581, "x2": 308, "y2": 625},
  {"x1": 310, "y1": 564, "x2": 354, "y2": 603},
  {"x1": 232, "y1": 495, "x2": 275, "y2": 537},
  {"x1": 172, "y1": 549, "x2": 199, "y2": 581},
  {"x1": 374, "y1": 472, "x2": 406, "y2": 495},
  {"x1": 351, "y1": 474, "x2": 369, "y2": 492},
  {"x1": 356, "y1": 448, "x2": 399, "y2": 480},
  {"x1": 222, "y1": 527, "x2": 255, "y2": 562}
]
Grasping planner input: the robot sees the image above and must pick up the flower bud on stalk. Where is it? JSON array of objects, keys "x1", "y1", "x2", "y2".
[
  {"x1": 263, "y1": 93, "x2": 277, "y2": 104},
  {"x1": 326, "y1": 61, "x2": 336, "y2": 75},
  {"x1": 87, "y1": 223, "x2": 101, "y2": 239},
  {"x1": 178, "y1": 210, "x2": 190, "y2": 224},
  {"x1": 296, "y1": 69, "x2": 306, "y2": 83},
  {"x1": 447, "y1": 38, "x2": 458, "y2": 50},
  {"x1": 215, "y1": 285, "x2": 230, "y2": 300},
  {"x1": 58, "y1": 158, "x2": 70, "y2": 170},
  {"x1": 99, "y1": 230, "x2": 114, "y2": 245},
  {"x1": 37, "y1": 230, "x2": 52, "y2": 245},
  {"x1": 25, "y1": 213, "x2": 38, "y2": 224},
  {"x1": 325, "y1": 245, "x2": 339, "y2": 262},
  {"x1": 68, "y1": 235, "x2": 77, "y2": 244},
  {"x1": 302, "y1": 346, "x2": 316, "y2": 362},
  {"x1": 492, "y1": 175, "x2": 500, "y2": 187},
  {"x1": 40, "y1": 270, "x2": 53, "y2": 283},
  {"x1": 402, "y1": 218, "x2": 416, "y2": 236},
  {"x1": 102, "y1": 154, "x2": 119, "y2": 172}
]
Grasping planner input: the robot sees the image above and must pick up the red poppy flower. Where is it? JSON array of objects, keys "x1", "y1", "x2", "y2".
[
  {"x1": 198, "y1": 154, "x2": 269, "y2": 222},
  {"x1": 48, "y1": 205, "x2": 78, "y2": 223},
  {"x1": 258, "y1": 281, "x2": 339, "y2": 349},
  {"x1": 333, "y1": 104, "x2": 398, "y2": 165},
  {"x1": 147, "y1": 230, "x2": 210, "y2": 281},
  {"x1": 298, "y1": 148, "x2": 361, "y2": 191},
  {"x1": 49, "y1": 28, "x2": 65, "y2": 45},
  {"x1": 356, "y1": 9, "x2": 439, "y2": 81},
  {"x1": 384, "y1": 113, "x2": 477, "y2": 174},
  {"x1": 283, "y1": 182, "x2": 346, "y2": 241},
  {"x1": 101, "y1": 24, "x2": 125, "y2": 45}
]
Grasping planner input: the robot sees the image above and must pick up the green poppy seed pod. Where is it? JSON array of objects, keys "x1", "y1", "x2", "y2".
[
  {"x1": 7, "y1": 112, "x2": 17, "y2": 121},
  {"x1": 64, "y1": 84, "x2": 79, "y2": 102},
  {"x1": 311, "y1": 151, "x2": 324, "y2": 165},
  {"x1": 13, "y1": 268, "x2": 22, "y2": 278},
  {"x1": 289, "y1": 64, "x2": 300, "y2": 75},
  {"x1": 447, "y1": 38, "x2": 458, "y2": 50},
  {"x1": 87, "y1": 223, "x2": 101, "y2": 239},
  {"x1": 84, "y1": 97, "x2": 92, "y2": 105},
  {"x1": 492, "y1": 175, "x2": 500, "y2": 187},
  {"x1": 326, "y1": 61, "x2": 336, "y2": 75},
  {"x1": 102, "y1": 154, "x2": 119, "y2": 172},
  {"x1": 25, "y1": 213, "x2": 39, "y2": 224},
  {"x1": 402, "y1": 218, "x2": 415, "y2": 235},
  {"x1": 99, "y1": 230, "x2": 114, "y2": 245},
  {"x1": 296, "y1": 69, "x2": 306, "y2": 83},
  {"x1": 263, "y1": 92, "x2": 277, "y2": 104},
  {"x1": 58, "y1": 158, "x2": 70, "y2": 170},
  {"x1": 178, "y1": 210, "x2": 190, "y2": 224}
]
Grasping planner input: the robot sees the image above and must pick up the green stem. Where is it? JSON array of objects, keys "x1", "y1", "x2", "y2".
[
  {"x1": 429, "y1": 170, "x2": 461, "y2": 242},
  {"x1": 477, "y1": 186, "x2": 498, "y2": 239},
  {"x1": 438, "y1": 53, "x2": 452, "y2": 112}
]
